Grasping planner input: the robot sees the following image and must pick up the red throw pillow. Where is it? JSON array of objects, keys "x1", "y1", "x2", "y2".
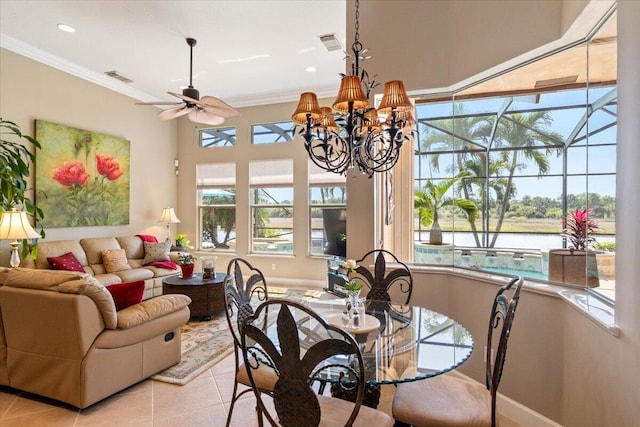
[
  {"x1": 47, "y1": 252, "x2": 85, "y2": 272},
  {"x1": 106, "y1": 281, "x2": 145, "y2": 311}
]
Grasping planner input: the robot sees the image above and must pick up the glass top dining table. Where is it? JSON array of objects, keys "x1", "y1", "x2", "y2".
[{"x1": 258, "y1": 294, "x2": 474, "y2": 387}]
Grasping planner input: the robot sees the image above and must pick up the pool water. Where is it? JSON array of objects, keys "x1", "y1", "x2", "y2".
[{"x1": 482, "y1": 266, "x2": 548, "y2": 281}]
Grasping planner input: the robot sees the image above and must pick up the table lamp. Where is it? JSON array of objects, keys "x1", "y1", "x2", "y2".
[
  {"x1": 0, "y1": 209, "x2": 40, "y2": 268},
  {"x1": 158, "y1": 207, "x2": 181, "y2": 242}
]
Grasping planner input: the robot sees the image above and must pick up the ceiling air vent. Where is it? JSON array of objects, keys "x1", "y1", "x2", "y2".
[
  {"x1": 104, "y1": 70, "x2": 133, "y2": 83},
  {"x1": 534, "y1": 75, "x2": 578, "y2": 89},
  {"x1": 319, "y1": 33, "x2": 343, "y2": 52}
]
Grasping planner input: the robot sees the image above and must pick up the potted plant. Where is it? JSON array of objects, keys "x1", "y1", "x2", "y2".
[
  {"x1": 414, "y1": 172, "x2": 478, "y2": 245},
  {"x1": 174, "y1": 233, "x2": 190, "y2": 251},
  {"x1": 548, "y1": 208, "x2": 600, "y2": 287},
  {"x1": 1, "y1": 118, "x2": 45, "y2": 260},
  {"x1": 177, "y1": 253, "x2": 196, "y2": 279}
]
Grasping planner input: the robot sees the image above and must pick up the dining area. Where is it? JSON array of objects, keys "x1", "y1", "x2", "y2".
[{"x1": 223, "y1": 250, "x2": 524, "y2": 427}]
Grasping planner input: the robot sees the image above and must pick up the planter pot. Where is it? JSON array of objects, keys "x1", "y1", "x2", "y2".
[
  {"x1": 429, "y1": 223, "x2": 443, "y2": 245},
  {"x1": 548, "y1": 249, "x2": 599, "y2": 287},
  {"x1": 180, "y1": 263, "x2": 195, "y2": 279}
]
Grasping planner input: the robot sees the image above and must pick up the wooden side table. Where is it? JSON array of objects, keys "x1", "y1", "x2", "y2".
[{"x1": 162, "y1": 272, "x2": 226, "y2": 320}]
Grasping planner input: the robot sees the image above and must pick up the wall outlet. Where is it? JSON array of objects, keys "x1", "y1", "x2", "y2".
[{"x1": 271, "y1": 263, "x2": 276, "y2": 270}]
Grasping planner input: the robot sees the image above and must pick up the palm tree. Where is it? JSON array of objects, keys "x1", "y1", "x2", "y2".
[
  {"x1": 487, "y1": 111, "x2": 563, "y2": 247},
  {"x1": 414, "y1": 172, "x2": 478, "y2": 245}
]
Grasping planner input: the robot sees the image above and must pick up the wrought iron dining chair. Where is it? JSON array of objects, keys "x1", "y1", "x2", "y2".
[
  {"x1": 353, "y1": 249, "x2": 413, "y2": 305},
  {"x1": 240, "y1": 298, "x2": 394, "y2": 427},
  {"x1": 224, "y1": 258, "x2": 274, "y2": 427},
  {"x1": 392, "y1": 276, "x2": 525, "y2": 427}
]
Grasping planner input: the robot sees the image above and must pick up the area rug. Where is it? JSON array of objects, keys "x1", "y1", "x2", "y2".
[{"x1": 151, "y1": 287, "x2": 324, "y2": 385}]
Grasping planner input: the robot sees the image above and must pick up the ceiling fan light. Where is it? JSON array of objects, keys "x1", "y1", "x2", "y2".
[
  {"x1": 188, "y1": 109, "x2": 225, "y2": 126},
  {"x1": 333, "y1": 75, "x2": 369, "y2": 112},
  {"x1": 292, "y1": 92, "x2": 322, "y2": 124},
  {"x1": 378, "y1": 80, "x2": 412, "y2": 114}
]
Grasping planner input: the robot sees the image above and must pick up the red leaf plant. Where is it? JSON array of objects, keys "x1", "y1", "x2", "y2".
[
  {"x1": 52, "y1": 161, "x2": 89, "y2": 187},
  {"x1": 561, "y1": 208, "x2": 599, "y2": 251},
  {"x1": 96, "y1": 154, "x2": 123, "y2": 181}
]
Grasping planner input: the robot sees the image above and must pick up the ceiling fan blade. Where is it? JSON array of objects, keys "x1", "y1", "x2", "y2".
[
  {"x1": 200, "y1": 96, "x2": 241, "y2": 117},
  {"x1": 158, "y1": 106, "x2": 191, "y2": 120},
  {"x1": 168, "y1": 91, "x2": 200, "y2": 104},
  {"x1": 136, "y1": 101, "x2": 182, "y2": 106},
  {"x1": 188, "y1": 109, "x2": 226, "y2": 126}
]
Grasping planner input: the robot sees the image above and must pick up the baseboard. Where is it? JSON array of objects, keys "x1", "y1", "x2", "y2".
[{"x1": 449, "y1": 371, "x2": 562, "y2": 427}]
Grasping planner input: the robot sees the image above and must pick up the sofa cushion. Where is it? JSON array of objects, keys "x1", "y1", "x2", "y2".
[
  {"x1": 106, "y1": 281, "x2": 145, "y2": 311},
  {"x1": 112, "y1": 268, "x2": 154, "y2": 282},
  {"x1": 34, "y1": 240, "x2": 89, "y2": 271},
  {"x1": 116, "y1": 294, "x2": 192, "y2": 329},
  {"x1": 80, "y1": 237, "x2": 121, "y2": 267},
  {"x1": 142, "y1": 241, "x2": 171, "y2": 265},
  {"x1": 4, "y1": 268, "x2": 85, "y2": 291},
  {"x1": 102, "y1": 249, "x2": 132, "y2": 273},
  {"x1": 47, "y1": 252, "x2": 85, "y2": 272},
  {"x1": 57, "y1": 276, "x2": 118, "y2": 329},
  {"x1": 116, "y1": 236, "x2": 146, "y2": 260}
]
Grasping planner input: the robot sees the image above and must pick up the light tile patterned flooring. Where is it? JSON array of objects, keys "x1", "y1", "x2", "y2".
[{"x1": 0, "y1": 349, "x2": 522, "y2": 426}]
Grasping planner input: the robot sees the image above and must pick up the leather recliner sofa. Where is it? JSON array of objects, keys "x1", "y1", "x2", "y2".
[{"x1": 0, "y1": 268, "x2": 191, "y2": 408}]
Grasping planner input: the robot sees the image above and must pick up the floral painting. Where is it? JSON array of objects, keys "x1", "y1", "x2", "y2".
[{"x1": 35, "y1": 120, "x2": 130, "y2": 227}]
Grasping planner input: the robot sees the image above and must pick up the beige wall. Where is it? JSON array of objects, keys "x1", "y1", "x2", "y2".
[{"x1": 0, "y1": 48, "x2": 178, "y2": 265}]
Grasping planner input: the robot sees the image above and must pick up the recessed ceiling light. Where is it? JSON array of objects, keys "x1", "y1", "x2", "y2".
[
  {"x1": 57, "y1": 23, "x2": 76, "y2": 33},
  {"x1": 306, "y1": 67, "x2": 317, "y2": 73}
]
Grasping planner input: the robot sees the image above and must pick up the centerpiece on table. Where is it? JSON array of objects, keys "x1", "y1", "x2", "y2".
[
  {"x1": 178, "y1": 253, "x2": 197, "y2": 279},
  {"x1": 342, "y1": 259, "x2": 363, "y2": 327},
  {"x1": 548, "y1": 208, "x2": 600, "y2": 287}
]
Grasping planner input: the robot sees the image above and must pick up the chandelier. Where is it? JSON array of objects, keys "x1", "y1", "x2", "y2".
[{"x1": 292, "y1": 0, "x2": 414, "y2": 177}]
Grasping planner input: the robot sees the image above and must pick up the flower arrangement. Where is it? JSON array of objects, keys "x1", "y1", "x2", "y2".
[
  {"x1": 178, "y1": 253, "x2": 196, "y2": 265},
  {"x1": 562, "y1": 208, "x2": 599, "y2": 251},
  {"x1": 343, "y1": 259, "x2": 362, "y2": 292}
]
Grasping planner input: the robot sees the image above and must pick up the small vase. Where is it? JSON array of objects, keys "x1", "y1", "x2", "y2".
[
  {"x1": 345, "y1": 289, "x2": 362, "y2": 327},
  {"x1": 181, "y1": 263, "x2": 195, "y2": 278}
]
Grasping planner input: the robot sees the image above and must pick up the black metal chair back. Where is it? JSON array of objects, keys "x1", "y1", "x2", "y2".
[
  {"x1": 240, "y1": 298, "x2": 366, "y2": 427},
  {"x1": 485, "y1": 276, "x2": 524, "y2": 426},
  {"x1": 223, "y1": 257, "x2": 269, "y2": 427},
  {"x1": 353, "y1": 249, "x2": 413, "y2": 304}
]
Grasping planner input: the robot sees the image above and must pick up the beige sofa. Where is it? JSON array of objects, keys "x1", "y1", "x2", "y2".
[
  {"x1": 0, "y1": 268, "x2": 191, "y2": 408},
  {"x1": 21, "y1": 236, "x2": 182, "y2": 300}
]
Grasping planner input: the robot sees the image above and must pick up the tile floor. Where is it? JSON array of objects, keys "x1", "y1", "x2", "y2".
[{"x1": 0, "y1": 352, "x2": 522, "y2": 427}]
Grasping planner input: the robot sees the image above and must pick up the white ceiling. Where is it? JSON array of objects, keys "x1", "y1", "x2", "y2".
[{"x1": 0, "y1": 0, "x2": 346, "y2": 108}]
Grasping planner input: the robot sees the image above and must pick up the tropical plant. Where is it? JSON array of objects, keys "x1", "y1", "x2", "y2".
[
  {"x1": 562, "y1": 208, "x2": 599, "y2": 251},
  {"x1": 175, "y1": 233, "x2": 189, "y2": 248},
  {"x1": 414, "y1": 172, "x2": 478, "y2": 244},
  {"x1": 0, "y1": 118, "x2": 45, "y2": 258}
]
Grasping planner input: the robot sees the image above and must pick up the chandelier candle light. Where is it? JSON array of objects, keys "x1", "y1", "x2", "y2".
[{"x1": 292, "y1": 0, "x2": 414, "y2": 177}]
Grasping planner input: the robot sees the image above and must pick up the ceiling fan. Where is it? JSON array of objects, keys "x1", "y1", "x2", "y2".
[{"x1": 137, "y1": 37, "x2": 240, "y2": 126}]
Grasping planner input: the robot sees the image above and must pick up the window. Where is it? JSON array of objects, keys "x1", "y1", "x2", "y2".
[
  {"x1": 252, "y1": 121, "x2": 295, "y2": 144},
  {"x1": 309, "y1": 161, "x2": 347, "y2": 256},
  {"x1": 199, "y1": 127, "x2": 236, "y2": 147},
  {"x1": 249, "y1": 159, "x2": 293, "y2": 254},
  {"x1": 409, "y1": 11, "x2": 616, "y2": 299},
  {"x1": 196, "y1": 163, "x2": 236, "y2": 251}
]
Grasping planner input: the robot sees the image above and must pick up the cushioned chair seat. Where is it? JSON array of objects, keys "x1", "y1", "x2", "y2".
[
  {"x1": 392, "y1": 370, "x2": 492, "y2": 427},
  {"x1": 318, "y1": 394, "x2": 394, "y2": 426},
  {"x1": 236, "y1": 360, "x2": 278, "y2": 391}
]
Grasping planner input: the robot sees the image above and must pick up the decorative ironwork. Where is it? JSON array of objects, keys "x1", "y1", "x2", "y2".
[
  {"x1": 292, "y1": 0, "x2": 414, "y2": 177},
  {"x1": 353, "y1": 249, "x2": 413, "y2": 304}
]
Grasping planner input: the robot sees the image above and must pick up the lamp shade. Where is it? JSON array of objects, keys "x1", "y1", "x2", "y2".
[
  {"x1": 291, "y1": 92, "x2": 322, "y2": 124},
  {"x1": 378, "y1": 80, "x2": 412, "y2": 114},
  {"x1": 319, "y1": 107, "x2": 339, "y2": 132},
  {"x1": 333, "y1": 75, "x2": 369, "y2": 112},
  {"x1": 158, "y1": 207, "x2": 181, "y2": 224},
  {"x1": 0, "y1": 210, "x2": 40, "y2": 241}
]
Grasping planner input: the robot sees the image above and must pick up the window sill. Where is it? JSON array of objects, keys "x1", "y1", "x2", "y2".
[{"x1": 410, "y1": 265, "x2": 619, "y2": 336}]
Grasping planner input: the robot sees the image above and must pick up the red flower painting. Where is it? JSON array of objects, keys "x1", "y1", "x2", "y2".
[
  {"x1": 96, "y1": 154, "x2": 124, "y2": 180},
  {"x1": 52, "y1": 161, "x2": 90, "y2": 186}
]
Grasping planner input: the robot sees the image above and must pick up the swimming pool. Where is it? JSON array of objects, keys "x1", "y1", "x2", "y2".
[{"x1": 482, "y1": 266, "x2": 548, "y2": 281}]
